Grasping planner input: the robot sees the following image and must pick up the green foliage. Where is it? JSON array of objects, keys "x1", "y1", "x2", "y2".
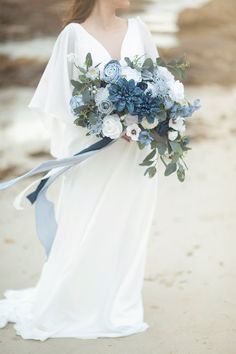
[
  {"x1": 139, "y1": 148, "x2": 157, "y2": 166},
  {"x1": 144, "y1": 166, "x2": 157, "y2": 178},
  {"x1": 177, "y1": 162, "x2": 185, "y2": 182},
  {"x1": 124, "y1": 56, "x2": 134, "y2": 68},
  {"x1": 156, "y1": 55, "x2": 190, "y2": 81},
  {"x1": 142, "y1": 58, "x2": 154, "y2": 72},
  {"x1": 85, "y1": 53, "x2": 93, "y2": 69},
  {"x1": 164, "y1": 162, "x2": 177, "y2": 176}
]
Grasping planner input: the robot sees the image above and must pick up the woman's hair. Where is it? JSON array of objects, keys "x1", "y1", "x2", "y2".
[{"x1": 62, "y1": 0, "x2": 96, "y2": 28}]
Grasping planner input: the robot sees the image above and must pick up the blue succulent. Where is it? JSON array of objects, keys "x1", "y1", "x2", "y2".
[
  {"x1": 138, "y1": 130, "x2": 154, "y2": 145},
  {"x1": 102, "y1": 60, "x2": 122, "y2": 83},
  {"x1": 108, "y1": 77, "x2": 144, "y2": 113},
  {"x1": 133, "y1": 91, "x2": 162, "y2": 123}
]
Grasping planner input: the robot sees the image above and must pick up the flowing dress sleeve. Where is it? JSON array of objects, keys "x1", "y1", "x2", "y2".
[
  {"x1": 136, "y1": 16, "x2": 159, "y2": 60},
  {"x1": 27, "y1": 24, "x2": 77, "y2": 158}
]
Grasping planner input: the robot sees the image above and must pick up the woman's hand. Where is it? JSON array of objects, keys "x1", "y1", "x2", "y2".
[{"x1": 121, "y1": 133, "x2": 131, "y2": 143}]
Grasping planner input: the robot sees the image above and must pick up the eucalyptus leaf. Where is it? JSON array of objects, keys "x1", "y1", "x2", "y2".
[
  {"x1": 169, "y1": 140, "x2": 183, "y2": 155},
  {"x1": 124, "y1": 57, "x2": 133, "y2": 68},
  {"x1": 157, "y1": 141, "x2": 167, "y2": 155},
  {"x1": 164, "y1": 162, "x2": 177, "y2": 176},
  {"x1": 82, "y1": 90, "x2": 92, "y2": 103},
  {"x1": 85, "y1": 53, "x2": 93, "y2": 68},
  {"x1": 143, "y1": 148, "x2": 156, "y2": 162},
  {"x1": 177, "y1": 168, "x2": 185, "y2": 182},
  {"x1": 137, "y1": 141, "x2": 146, "y2": 150},
  {"x1": 139, "y1": 160, "x2": 154, "y2": 166},
  {"x1": 144, "y1": 166, "x2": 156, "y2": 177}
]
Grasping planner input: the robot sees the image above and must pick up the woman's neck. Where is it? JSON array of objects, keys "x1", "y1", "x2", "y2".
[{"x1": 85, "y1": 1, "x2": 119, "y2": 30}]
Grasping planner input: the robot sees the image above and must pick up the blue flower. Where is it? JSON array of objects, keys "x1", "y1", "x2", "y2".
[
  {"x1": 155, "y1": 119, "x2": 169, "y2": 136},
  {"x1": 108, "y1": 77, "x2": 143, "y2": 113},
  {"x1": 182, "y1": 136, "x2": 189, "y2": 145},
  {"x1": 133, "y1": 91, "x2": 162, "y2": 123},
  {"x1": 138, "y1": 130, "x2": 154, "y2": 145},
  {"x1": 102, "y1": 60, "x2": 122, "y2": 83},
  {"x1": 169, "y1": 99, "x2": 201, "y2": 119},
  {"x1": 87, "y1": 115, "x2": 103, "y2": 134},
  {"x1": 70, "y1": 95, "x2": 84, "y2": 116}
]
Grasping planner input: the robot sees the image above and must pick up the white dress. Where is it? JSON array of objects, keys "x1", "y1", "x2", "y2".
[{"x1": 0, "y1": 16, "x2": 159, "y2": 341}]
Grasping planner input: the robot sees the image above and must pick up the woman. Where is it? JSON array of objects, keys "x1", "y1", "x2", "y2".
[{"x1": 0, "y1": 0, "x2": 159, "y2": 341}]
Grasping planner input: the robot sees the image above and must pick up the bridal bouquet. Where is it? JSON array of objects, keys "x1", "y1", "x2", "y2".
[{"x1": 68, "y1": 52, "x2": 200, "y2": 181}]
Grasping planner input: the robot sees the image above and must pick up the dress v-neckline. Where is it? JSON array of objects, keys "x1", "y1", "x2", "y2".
[{"x1": 72, "y1": 18, "x2": 132, "y2": 61}]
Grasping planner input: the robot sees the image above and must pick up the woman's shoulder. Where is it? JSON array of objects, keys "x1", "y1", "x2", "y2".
[
  {"x1": 133, "y1": 15, "x2": 150, "y2": 31},
  {"x1": 56, "y1": 22, "x2": 78, "y2": 40}
]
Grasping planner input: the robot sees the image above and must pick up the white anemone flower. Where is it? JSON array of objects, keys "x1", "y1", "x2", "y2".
[
  {"x1": 169, "y1": 117, "x2": 186, "y2": 132},
  {"x1": 168, "y1": 130, "x2": 179, "y2": 141},
  {"x1": 126, "y1": 123, "x2": 141, "y2": 141}
]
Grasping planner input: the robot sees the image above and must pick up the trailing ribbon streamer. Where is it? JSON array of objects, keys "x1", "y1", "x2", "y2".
[{"x1": 0, "y1": 136, "x2": 117, "y2": 257}]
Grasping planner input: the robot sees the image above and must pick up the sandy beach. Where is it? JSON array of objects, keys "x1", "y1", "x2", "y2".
[{"x1": 0, "y1": 0, "x2": 236, "y2": 353}]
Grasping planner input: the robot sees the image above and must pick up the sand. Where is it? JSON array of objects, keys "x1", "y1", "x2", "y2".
[{"x1": 0, "y1": 85, "x2": 236, "y2": 353}]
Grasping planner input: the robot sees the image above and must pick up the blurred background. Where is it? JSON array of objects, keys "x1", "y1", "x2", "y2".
[{"x1": 0, "y1": 0, "x2": 236, "y2": 353}]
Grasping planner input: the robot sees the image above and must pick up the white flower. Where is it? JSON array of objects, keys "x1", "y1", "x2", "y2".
[
  {"x1": 169, "y1": 117, "x2": 186, "y2": 132},
  {"x1": 168, "y1": 80, "x2": 185, "y2": 103},
  {"x1": 86, "y1": 66, "x2": 99, "y2": 80},
  {"x1": 145, "y1": 82, "x2": 159, "y2": 97},
  {"x1": 95, "y1": 87, "x2": 109, "y2": 104},
  {"x1": 95, "y1": 87, "x2": 114, "y2": 114},
  {"x1": 123, "y1": 114, "x2": 139, "y2": 126},
  {"x1": 126, "y1": 123, "x2": 141, "y2": 141},
  {"x1": 121, "y1": 66, "x2": 142, "y2": 82},
  {"x1": 102, "y1": 114, "x2": 123, "y2": 139},
  {"x1": 141, "y1": 116, "x2": 159, "y2": 129},
  {"x1": 154, "y1": 66, "x2": 175, "y2": 84},
  {"x1": 168, "y1": 130, "x2": 179, "y2": 141}
]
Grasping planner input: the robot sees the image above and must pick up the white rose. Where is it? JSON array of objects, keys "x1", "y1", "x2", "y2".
[
  {"x1": 126, "y1": 123, "x2": 141, "y2": 141},
  {"x1": 102, "y1": 114, "x2": 123, "y2": 139},
  {"x1": 155, "y1": 66, "x2": 175, "y2": 83},
  {"x1": 94, "y1": 87, "x2": 109, "y2": 104},
  {"x1": 168, "y1": 130, "x2": 179, "y2": 141},
  {"x1": 168, "y1": 80, "x2": 185, "y2": 103},
  {"x1": 169, "y1": 117, "x2": 186, "y2": 132},
  {"x1": 121, "y1": 66, "x2": 142, "y2": 82},
  {"x1": 141, "y1": 116, "x2": 159, "y2": 129},
  {"x1": 123, "y1": 114, "x2": 139, "y2": 126}
]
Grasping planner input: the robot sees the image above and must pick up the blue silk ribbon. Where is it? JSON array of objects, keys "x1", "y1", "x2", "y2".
[{"x1": 0, "y1": 136, "x2": 117, "y2": 257}]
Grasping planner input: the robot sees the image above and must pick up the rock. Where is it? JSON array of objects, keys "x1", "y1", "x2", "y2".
[{"x1": 161, "y1": 0, "x2": 236, "y2": 86}]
